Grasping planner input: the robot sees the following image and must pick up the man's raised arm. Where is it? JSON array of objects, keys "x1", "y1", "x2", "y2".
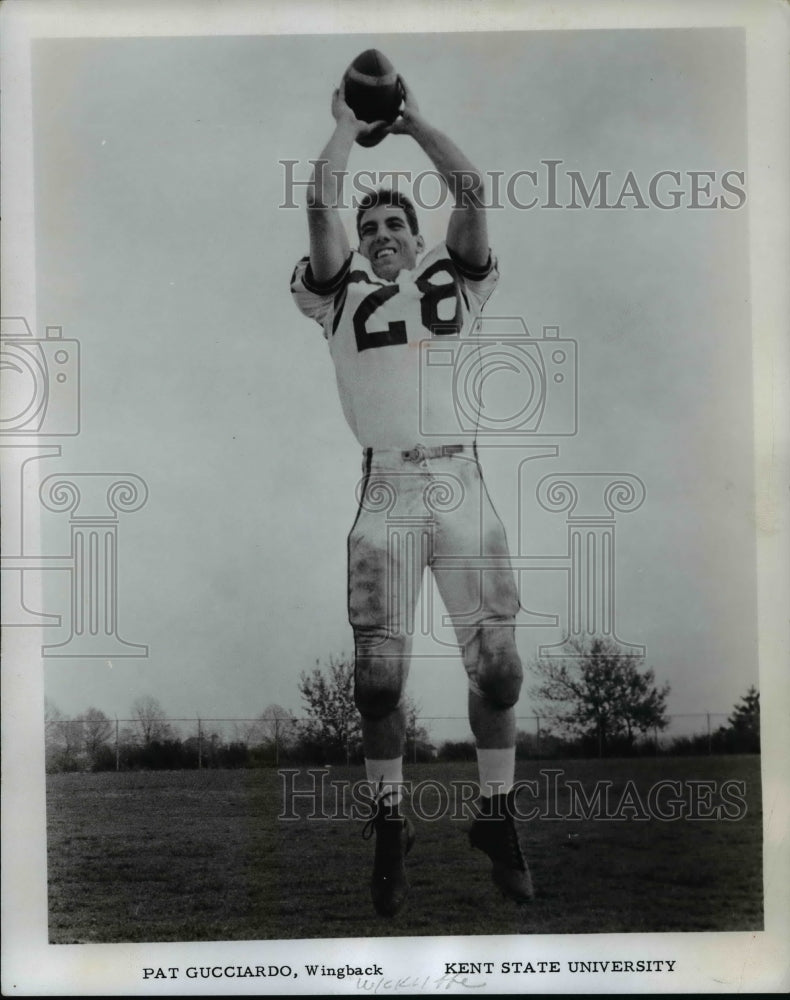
[
  {"x1": 307, "y1": 84, "x2": 385, "y2": 284},
  {"x1": 387, "y1": 78, "x2": 490, "y2": 271}
]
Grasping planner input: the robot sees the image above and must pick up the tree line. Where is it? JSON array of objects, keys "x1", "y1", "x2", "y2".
[{"x1": 45, "y1": 638, "x2": 760, "y2": 772}]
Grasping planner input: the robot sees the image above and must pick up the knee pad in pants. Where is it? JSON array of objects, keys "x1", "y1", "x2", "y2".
[
  {"x1": 354, "y1": 629, "x2": 410, "y2": 720},
  {"x1": 463, "y1": 622, "x2": 523, "y2": 708}
]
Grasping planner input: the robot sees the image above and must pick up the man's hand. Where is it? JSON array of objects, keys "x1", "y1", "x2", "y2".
[
  {"x1": 385, "y1": 76, "x2": 423, "y2": 135},
  {"x1": 332, "y1": 79, "x2": 388, "y2": 143}
]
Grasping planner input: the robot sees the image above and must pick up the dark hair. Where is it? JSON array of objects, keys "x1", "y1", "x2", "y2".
[{"x1": 356, "y1": 188, "x2": 420, "y2": 237}]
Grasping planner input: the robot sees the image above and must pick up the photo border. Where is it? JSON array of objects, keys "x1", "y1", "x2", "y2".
[{"x1": 2, "y1": 0, "x2": 788, "y2": 994}]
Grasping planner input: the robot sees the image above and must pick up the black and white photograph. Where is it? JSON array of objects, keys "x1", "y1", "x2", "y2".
[{"x1": 1, "y1": 0, "x2": 788, "y2": 994}]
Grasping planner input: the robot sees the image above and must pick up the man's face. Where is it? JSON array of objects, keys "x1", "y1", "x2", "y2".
[{"x1": 358, "y1": 204, "x2": 425, "y2": 279}]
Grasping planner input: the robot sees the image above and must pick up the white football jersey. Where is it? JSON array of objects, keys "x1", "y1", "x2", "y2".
[{"x1": 290, "y1": 243, "x2": 499, "y2": 448}]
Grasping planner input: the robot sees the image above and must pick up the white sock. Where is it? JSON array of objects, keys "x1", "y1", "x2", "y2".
[
  {"x1": 476, "y1": 747, "x2": 515, "y2": 800},
  {"x1": 365, "y1": 757, "x2": 404, "y2": 806}
]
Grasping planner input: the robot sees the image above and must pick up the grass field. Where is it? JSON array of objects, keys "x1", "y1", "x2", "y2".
[{"x1": 46, "y1": 756, "x2": 762, "y2": 943}]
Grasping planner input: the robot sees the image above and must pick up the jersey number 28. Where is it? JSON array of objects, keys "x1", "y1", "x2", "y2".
[{"x1": 353, "y1": 262, "x2": 463, "y2": 353}]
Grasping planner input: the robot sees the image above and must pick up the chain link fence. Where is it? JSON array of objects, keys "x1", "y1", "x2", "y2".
[{"x1": 45, "y1": 711, "x2": 743, "y2": 772}]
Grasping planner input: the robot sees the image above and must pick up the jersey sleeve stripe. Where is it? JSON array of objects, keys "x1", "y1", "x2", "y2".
[
  {"x1": 300, "y1": 254, "x2": 352, "y2": 295},
  {"x1": 289, "y1": 256, "x2": 309, "y2": 288},
  {"x1": 331, "y1": 283, "x2": 351, "y2": 337},
  {"x1": 446, "y1": 245, "x2": 494, "y2": 280}
]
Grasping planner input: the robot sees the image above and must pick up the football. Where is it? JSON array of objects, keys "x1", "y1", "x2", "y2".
[{"x1": 342, "y1": 49, "x2": 402, "y2": 147}]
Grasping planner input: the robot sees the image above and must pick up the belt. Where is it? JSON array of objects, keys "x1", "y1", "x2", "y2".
[{"x1": 364, "y1": 444, "x2": 467, "y2": 463}]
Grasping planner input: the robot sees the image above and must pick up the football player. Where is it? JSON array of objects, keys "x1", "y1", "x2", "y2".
[{"x1": 290, "y1": 76, "x2": 533, "y2": 915}]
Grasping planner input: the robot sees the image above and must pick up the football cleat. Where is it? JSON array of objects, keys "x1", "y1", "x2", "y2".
[
  {"x1": 362, "y1": 795, "x2": 415, "y2": 917},
  {"x1": 469, "y1": 789, "x2": 534, "y2": 903}
]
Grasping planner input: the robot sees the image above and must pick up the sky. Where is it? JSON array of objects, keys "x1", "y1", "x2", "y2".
[{"x1": 24, "y1": 27, "x2": 758, "y2": 743}]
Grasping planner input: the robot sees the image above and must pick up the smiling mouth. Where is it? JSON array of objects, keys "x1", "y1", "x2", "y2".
[{"x1": 374, "y1": 247, "x2": 397, "y2": 260}]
